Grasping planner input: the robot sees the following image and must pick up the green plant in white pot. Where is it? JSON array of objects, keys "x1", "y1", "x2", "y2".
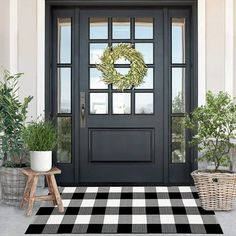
[
  {"x1": 23, "y1": 121, "x2": 57, "y2": 172},
  {"x1": 185, "y1": 91, "x2": 236, "y2": 210}
]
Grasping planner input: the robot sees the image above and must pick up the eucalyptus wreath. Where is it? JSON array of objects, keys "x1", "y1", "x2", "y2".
[{"x1": 96, "y1": 43, "x2": 147, "y2": 91}]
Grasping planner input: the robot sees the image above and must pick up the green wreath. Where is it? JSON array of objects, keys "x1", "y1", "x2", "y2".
[{"x1": 96, "y1": 43, "x2": 147, "y2": 91}]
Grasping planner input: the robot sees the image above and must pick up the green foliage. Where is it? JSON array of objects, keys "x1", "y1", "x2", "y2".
[
  {"x1": 23, "y1": 120, "x2": 58, "y2": 151},
  {"x1": 172, "y1": 92, "x2": 184, "y2": 113},
  {"x1": 0, "y1": 70, "x2": 33, "y2": 167},
  {"x1": 185, "y1": 91, "x2": 236, "y2": 171},
  {"x1": 96, "y1": 43, "x2": 147, "y2": 91},
  {"x1": 57, "y1": 117, "x2": 71, "y2": 163}
]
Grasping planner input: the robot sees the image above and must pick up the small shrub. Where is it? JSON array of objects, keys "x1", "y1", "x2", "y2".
[
  {"x1": 185, "y1": 91, "x2": 236, "y2": 171},
  {"x1": 0, "y1": 70, "x2": 33, "y2": 167}
]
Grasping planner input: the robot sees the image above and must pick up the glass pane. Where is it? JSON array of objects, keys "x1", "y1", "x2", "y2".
[
  {"x1": 172, "y1": 117, "x2": 185, "y2": 163},
  {"x1": 112, "y1": 93, "x2": 131, "y2": 114},
  {"x1": 90, "y1": 43, "x2": 108, "y2": 64},
  {"x1": 112, "y1": 17, "x2": 130, "y2": 39},
  {"x1": 90, "y1": 68, "x2": 108, "y2": 89},
  {"x1": 90, "y1": 93, "x2": 108, "y2": 114},
  {"x1": 57, "y1": 117, "x2": 71, "y2": 163},
  {"x1": 135, "y1": 18, "x2": 153, "y2": 39},
  {"x1": 172, "y1": 68, "x2": 185, "y2": 113},
  {"x1": 57, "y1": 18, "x2": 71, "y2": 64},
  {"x1": 112, "y1": 68, "x2": 130, "y2": 89},
  {"x1": 57, "y1": 68, "x2": 71, "y2": 113},
  {"x1": 136, "y1": 68, "x2": 153, "y2": 89},
  {"x1": 172, "y1": 18, "x2": 185, "y2": 64},
  {"x1": 135, "y1": 43, "x2": 153, "y2": 64},
  {"x1": 90, "y1": 17, "x2": 108, "y2": 39},
  {"x1": 135, "y1": 93, "x2": 153, "y2": 114}
]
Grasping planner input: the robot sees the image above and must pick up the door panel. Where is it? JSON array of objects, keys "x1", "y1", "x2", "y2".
[{"x1": 89, "y1": 129, "x2": 154, "y2": 162}]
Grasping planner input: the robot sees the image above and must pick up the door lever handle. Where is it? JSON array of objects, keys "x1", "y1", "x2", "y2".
[
  {"x1": 81, "y1": 104, "x2": 85, "y2": 119},
  {"x1": 80, "y1": 92, "x2": 86, "y2": 128}
]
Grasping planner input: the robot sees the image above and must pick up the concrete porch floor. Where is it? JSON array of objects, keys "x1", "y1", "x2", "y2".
[{"x1": 0, "y1": 188, "x2": 236, "y2": 236}]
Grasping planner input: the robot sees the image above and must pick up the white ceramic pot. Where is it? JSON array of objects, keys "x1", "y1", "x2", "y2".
[{"x1": 30, "y1": 151, "x2": 52, "y2": 172}]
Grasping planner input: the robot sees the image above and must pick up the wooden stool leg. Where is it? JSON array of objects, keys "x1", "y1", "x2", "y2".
[
  {"x1": 49, "y1": 175, "x2": 64, "y2": 212},
  {"x1": 20, "y1": 175, "x2": 33, "y2": 209},
  {"x1": 46, "y1": 175, "x2": 57, "y2": 205},
  {"x1": 26, "y1": 176, "x2": 39, "y2": 216}
]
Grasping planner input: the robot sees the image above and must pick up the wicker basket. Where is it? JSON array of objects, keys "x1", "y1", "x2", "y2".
[
  {"x1": 0, "y1": 167, "x2": 27, "y2": 206},
  {"x1": 191, "y1": 170, "x2": 236, "y2": 211}
]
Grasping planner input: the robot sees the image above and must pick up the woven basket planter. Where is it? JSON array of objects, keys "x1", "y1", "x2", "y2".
[
  {"x1": 191, "y1": 170, "x2": 236, "y2": 211},
  {"x1": 0, "y1": 167, "x2": 27, "y2": 206}
]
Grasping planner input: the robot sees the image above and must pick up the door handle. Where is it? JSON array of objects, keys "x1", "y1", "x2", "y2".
[
  {"x1": 81, "y1": 104, "x2": 85, "y2": 119},
  {"x1": 80, "y1": 92, "x2": 86, "y2": 128}
]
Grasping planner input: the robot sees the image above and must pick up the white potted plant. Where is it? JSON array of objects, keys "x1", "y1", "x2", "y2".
[
  {"x1": 23, "y1": 120, "x2": 57, "y2": 172},
  {"x1": 185, "y1": 91, "x2": 236, "y2": 210}
]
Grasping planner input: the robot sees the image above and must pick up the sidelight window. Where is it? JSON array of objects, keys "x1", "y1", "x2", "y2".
[
  {"x1": 56, "y1": 17, "x2": 72, "y2": 163},
  {"x1": 171, "y1": 17, "x2": 186, "y2": 163},
  {"x1": 57, "y1": 18, "x2": 71, "y2": 64}
]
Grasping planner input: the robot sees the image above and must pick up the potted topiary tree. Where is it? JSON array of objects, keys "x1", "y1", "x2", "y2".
[
  {"x1": 0, "y1": 70, "x2": 33, "y2": 206},
  {"x1": 185, "y1": 91, "x2": 236, "y2": 210},
  {"x1": 22, "y1": 120, "x2": 57, "y2": 172}
]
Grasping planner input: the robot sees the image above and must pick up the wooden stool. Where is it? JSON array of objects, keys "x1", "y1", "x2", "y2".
[{"x1": 20, "y1": 167, "x2": 64, "y2": 216}]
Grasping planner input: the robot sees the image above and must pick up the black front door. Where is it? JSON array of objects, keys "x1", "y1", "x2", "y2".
[
  {"x1": 79, "y1": 10, "x2": 164, "y2": 183},
  {"x1": 49, "y1": 7, "x2": 195, "y2": 185}
]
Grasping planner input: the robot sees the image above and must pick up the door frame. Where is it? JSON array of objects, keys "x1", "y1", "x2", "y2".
[{"x1": 45, "y1": 0, "x2": 198, "y2": 186}]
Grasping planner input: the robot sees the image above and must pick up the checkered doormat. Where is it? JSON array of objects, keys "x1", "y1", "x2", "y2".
[{"x1": 25, "y1": 186, "x2": 223, "y2": 234}]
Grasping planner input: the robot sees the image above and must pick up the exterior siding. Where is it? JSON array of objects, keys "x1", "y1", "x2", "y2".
[
  {"x1": 206, "y1": 0, "x2": 225, "y2": 93},
  {"x1": 18, "y1": 0, "x2": 37, "y2": 120},
  {"x1": 0, "y1": 0, "x2": 10, "y2": 72},
  {"x1": 234, "y1": 1, "x2": 236, "y2": 97}
]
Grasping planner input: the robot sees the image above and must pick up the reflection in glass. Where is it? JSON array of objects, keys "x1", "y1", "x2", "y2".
[
  {"x1": 58, "y1": 68, "x2": 71, "y2": 113},
  {"x1": 136, "y1": 68, "x2": 153, "y2": 89},
  {"x1": 113, "y1": 93, "x2": 131, "y2": 114},
  {"x1": 57, "y1": 117, "x2": 71, "y2": 163},
  {"x1": 90, "y1": 18, "x2": 108, "y2": 39},
  {"x1": 135, "y1": 18, "x2": 153, "y2": 39},
  {"x1": 112, "y1": 68, "x2": 130, "y2": 89},
  {"x1": 172, "y1": 18, "x2": 185, "y2": 63},
  {"x1": 57, "y1": 18, "x2": 71, "y2": 63},
  {"x1": 135, "y1": 93, "x2": 153, "y2": 114},
  {"x1": 90, "y1": 93, "x2": 108, "y2": 114},
  {"x1": 172, "y1": 68, "x2": 185, "y2": 113},
  {"x1": 90, "y1": 68, "x2": 108, "y2": 89},
  {"x1": 90, "y1": 43, "x2": 108, "y2": 64},
  {"x1": 135, "y1": 43, "x2": 153, "y2": 64},
  {"x1": 172, "y1": 117, "x2": 185, "y2": 163},
  {"x1": 112, "y1": 18, "x2": 130, "y2": 39}
]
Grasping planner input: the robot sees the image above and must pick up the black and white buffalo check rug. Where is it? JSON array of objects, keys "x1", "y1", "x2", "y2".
[{"x1": 25, "y1": 186, "x2": 223, "y2": 234}]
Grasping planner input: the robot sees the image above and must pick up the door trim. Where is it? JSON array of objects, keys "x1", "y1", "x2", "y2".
[
  {"x1": 45, "y1": 0, "x2": 198, "y2": 186},
  {"x1": 46, "y1": 0, "x2": 197, "y2": 6}
]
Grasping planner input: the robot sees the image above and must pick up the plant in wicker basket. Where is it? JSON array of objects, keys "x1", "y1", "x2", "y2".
[
  {"x1": 0, "y1": 70, "x2": 33, "y2": 206},
  {"x1": 185, "y1": 91, "x2": 236, "y2": 210}
]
